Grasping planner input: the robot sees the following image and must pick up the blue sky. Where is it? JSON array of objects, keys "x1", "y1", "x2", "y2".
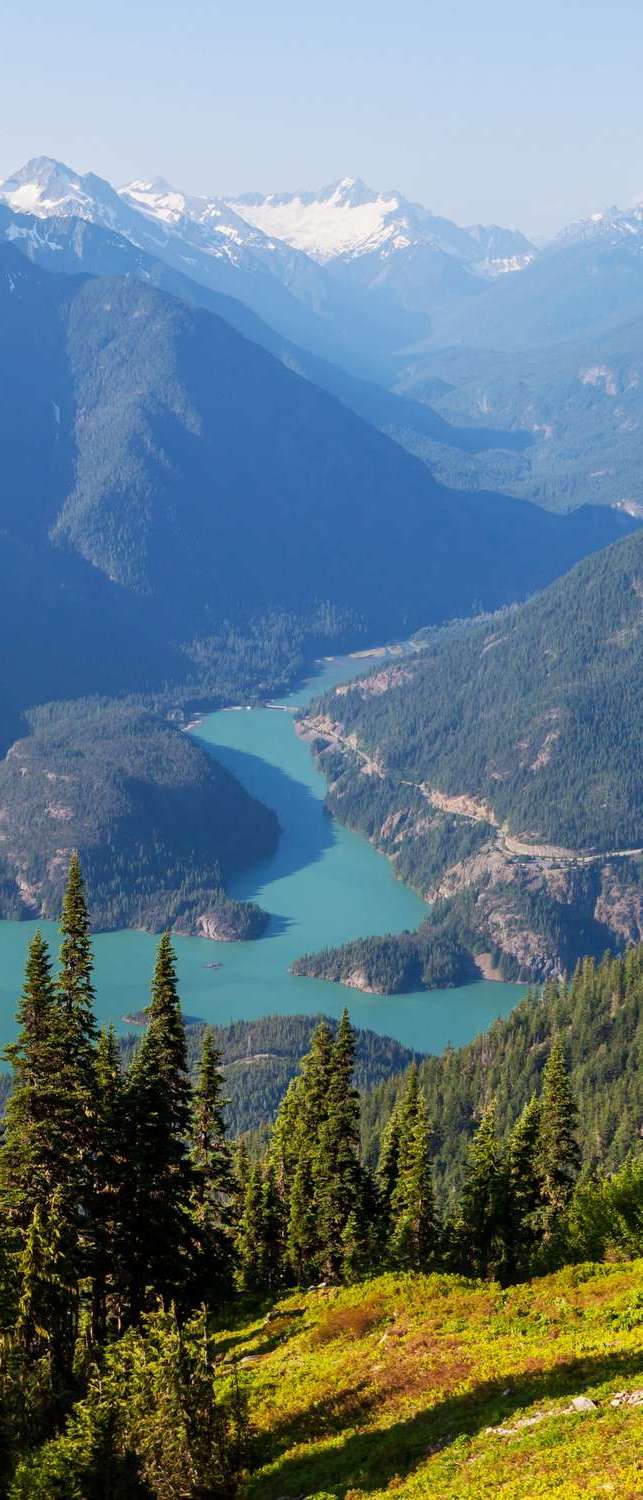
[{"x1": 2, "y1": 0, "x2": 642, "y2": 236}]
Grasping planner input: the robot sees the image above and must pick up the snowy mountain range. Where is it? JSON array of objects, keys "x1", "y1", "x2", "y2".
[
  {"x1": 229, "y1": 176, "x2": 534, "y2": 275},
  {"x1": 0, "y1": 157, "x2": 350, "y2": 368},
  {"x1": 0, "y1": 158, "x2": 539, "y2": 373},
  {"x1": 3, "y1": 156, "x2": 643, "y2": 385}
]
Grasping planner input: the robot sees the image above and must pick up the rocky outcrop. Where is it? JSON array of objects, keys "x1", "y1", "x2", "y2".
[
  {"x1": 181, "y1": 899, "x2": 269, "y2": 942},
  {"x1": 301, "y1": 708, "x2": 643, "y2": 982}
]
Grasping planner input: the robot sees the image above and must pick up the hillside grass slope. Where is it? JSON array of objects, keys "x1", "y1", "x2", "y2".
[{"x1": 222, "y1": 1263, "x2": 643, "y2": 1500}]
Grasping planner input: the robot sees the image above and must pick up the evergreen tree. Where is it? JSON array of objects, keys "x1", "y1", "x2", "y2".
[
  {"x1": 270, "y1": 1077, "x2": 301, "y2": 1207},
  {"x1": 236, "y1": 1165, "x2": 266, "y2": 1292},
  {"x1": 537, "y1": 1039, "x2": 581, "y2": 1241},
  {"x1": 340, "y1": 1203, "x2": 371, "y2": 1283},
  {"x1": 375, "y1": 1102, "x2": 402, "y2": 1220},
  {"x1": 314, "y1": 1011, "x2": 364, "y2": 1280},
  {"x1": 91, "y1": 1027, "x2": 127, "y2": 1342},
  {"x1": 16, "y1": 1193, "x2": 78, "y2": 1384},
  {"x1": 274, "y1": 1019, "x2": 336, "y2": 1282},
  {"x1": 389, "y1": 1093, "x2": 436, "y2": 1270},
  {"x1": 454, "y1": 1102, "x2": 509, "y2": 1281},
  {"x1": 0, "y1": 933, "x2": 60, "y2": 1238},
  {"x1": 272, "y1": 1020, "x2": 333, "y2": 1213},
  {"x1": 191, "y1": 1031, "x2": 236, "y2": 1301},
  {"x1": 121, "y1": 935, "x2": 194, "y2": 1320},
  {"x1": 286, "y1": 1155, "x2": 318, "y2": 1284},
  {"x1": 55, "y1": 855, "x2": 99, "y2": 1283},
  {"x1": 299, "y1": 1019, "x2": 334, "y2": 1121},
  {"x1": 506, "y1": 1093, "x2": 542, "y2": 1277},
  {"x1": 57, "y1": 851, "x2": 98, "y2": 1068},
  {"x1": 260, "y1": 1162, "x2": 286, "y2": 1292},
  {"x1": 232, "y1": 1139, "x2": 250, "y2": 1226}
]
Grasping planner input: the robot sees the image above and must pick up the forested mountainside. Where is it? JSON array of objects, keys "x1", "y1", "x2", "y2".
[
  {"x1": 6, "y1": 167, "x2": 643, "y2": 522},
  {"x1": 116, "y1": 1013, "x2": 419, "y2": 1137},
  {"x1": 397, "y1": 314, "x2": 643, "y2": 515},
  {"x1": 392, "y1": 224, "x2": 643, "y2": 516},
  {"x1": 0, "y1": 604, "x2": 355, "y2": 936},
  {"x1": 0, "y1": 700, "x2": 277, "y2": 934},
  {"x1": 0, "y1": 201, "x2": 531, "y2": 470},
  {"x1": 298, "y1": 530, "x2": 643, "y2": 979},
  {"x1": 362, "y1": 946, "x2": 642, "y2": 1207},
  {"x1": 1, "y1": 242, "x2": 632, "y2": 646},
  {"x1": 421, "y1": 234, "x2": 643, "y2": 355},
  {"x1": 0, "y1": 1011, "x2": 417, "y2": 1133},
  {"x1": 2, "y1": 240, "x2": 637, "y2": 935}
]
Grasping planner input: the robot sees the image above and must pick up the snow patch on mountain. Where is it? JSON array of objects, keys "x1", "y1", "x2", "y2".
[
  {"x1": 230, "y1": 177, "x2": 535, "y2": 275},
  {"x1": 555, "y1": 201, "x2": 643, "y2": 248},
  {"x1": 230, "y1": 178, "x2": 408, "y2": 261},
  {"x1": 119, "y1": 177, "x2": 298, "y2": 257},
  {"x1": 0, "y1": 158, "x2": 122, "y2": 229}
]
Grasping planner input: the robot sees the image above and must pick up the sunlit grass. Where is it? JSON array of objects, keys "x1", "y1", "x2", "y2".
[{"x1": 216, "y1": 1261, "x2": 643, "y2": 1499}]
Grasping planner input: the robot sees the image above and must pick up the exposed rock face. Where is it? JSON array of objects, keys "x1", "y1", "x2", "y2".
[
  {"x1": 343, "y1": 969, "x2": 377, "y2": 993},
  {"x1": 190, "y1": 902, "x2": 269, "y2": 942},
  {"x1": 594, "y1": 863, "x2": 643, "y2": 945},
  {"x1": 299, "y1": 707, "x2": 643, "y2": 981}
]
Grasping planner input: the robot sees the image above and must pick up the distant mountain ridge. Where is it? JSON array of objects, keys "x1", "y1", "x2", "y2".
[
  {"x1": 384, "y1": 193, "x2": 643, "y2": 514},
  {"x1": 0, "y1": 197, "x2": 534, "y2": 467},
  {"x1": 0, "y1": 156, "x2": 359, "y2": 370},
  {"x1": 0, "y1": 239, "x2": 635, "y2": 644},
  {"x1": 0, "y1": 158, "x2": 536, "y2": 372},
  {"x1": 229, "y1": 175, "x2": 534, "y2": 273}
]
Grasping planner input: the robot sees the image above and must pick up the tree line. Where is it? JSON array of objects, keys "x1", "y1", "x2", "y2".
[{"x1": 0, "y1": 856, "x2": 639, "y2": 1495}]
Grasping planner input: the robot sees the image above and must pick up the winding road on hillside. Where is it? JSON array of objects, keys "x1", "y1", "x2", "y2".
[{"x1": 299, "y1": 713, "x2": 643, "y2": 868}]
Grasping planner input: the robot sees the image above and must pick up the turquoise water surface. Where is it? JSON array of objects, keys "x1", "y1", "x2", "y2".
[{"x1": 0, "y1": 655, "x2": 526, "y2": 1053}]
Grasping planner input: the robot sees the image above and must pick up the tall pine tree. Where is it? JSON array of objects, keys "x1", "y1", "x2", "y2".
[
  {"x1": 236, "y1": 1165, "x2": 266, "y2": 1292},
  {"x1": 122, "y1": 935, "x2": 194, "y2": 1320},
  {"x1": 389, "y1": 1093, "x2": 436, "y2": 1270},
  {"x1": 190, "y1": 1031, "x2": 236, "y2": 1301},
  {"x1": 314, "y1": 1011, "x2": 364, "y2": 1280},
  {"x1": 275, "y1": 1019, "x2": 335, "y2": 1280},
  {"x1": 91, "y1": 1027, "x2": 127, "y2": 1342},
  {"x1": 16, "y1": 1193, "x2": 79, "y2": 1384},
  {"x1": 453, "y1": 1102, "x2": 509, "y2": 1281},
  {"x1": 55, "y1": 855, "x2": 99, "y2": 1279},
  {"x1": 0, "y1": 933, "x2": 61, "y2": 1239},
  {"x1": 506, "y1": 1093, "x2": 543, "y2": 1277},
  {"x1": 537, "y1": 1039, "x2": 581, "y2": 1242},
  {"x1": 57, "y1": 852, "x2": 98, "y2": 1071}
]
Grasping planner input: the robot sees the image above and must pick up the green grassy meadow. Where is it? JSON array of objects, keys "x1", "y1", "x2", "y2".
[{"x1": 217, "y1": 1262, "x2": 643, "y2": 1500}]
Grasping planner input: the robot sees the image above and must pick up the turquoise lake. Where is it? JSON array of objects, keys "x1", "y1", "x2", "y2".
[{"x1": 0, "y1": 654, "x2": 526, "y2": 1054}]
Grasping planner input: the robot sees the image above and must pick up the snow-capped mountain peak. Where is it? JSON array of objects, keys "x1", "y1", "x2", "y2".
[
  {"x1": 228, "y1": 178, "x2": 535, "y2": 271},
  {"x1": 229, "y1": 179, "x2": 418, "y2": 262},
  {"x1": 118, "y1": 176, "x2": 299, "y2": 251},
  {"x1": 554, "y1": 200, "x2": 643, "y2": 248},
  {"x1": 0, "y1": 157, "x2": 123, "y2": 227},
  {"x1": 120, "y1": 176, "x2": 211, "y2": 228}
]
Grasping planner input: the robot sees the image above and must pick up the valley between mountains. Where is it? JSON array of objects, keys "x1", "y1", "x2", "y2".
[
  {"x1": 2, "y1": 152, "x2": 643, "y2": 993},
  {"x1": 0, "y1": 118, "x2": 642, "y2": 1498}
]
